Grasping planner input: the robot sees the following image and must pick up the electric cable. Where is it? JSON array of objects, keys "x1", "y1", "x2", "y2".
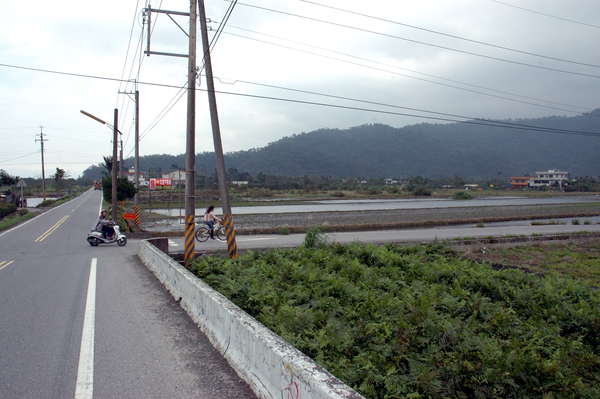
[
  {"x1": 1, "y1": 63, "x2": 598, "y2": 139},
  {"x1": 232, "y1": 1, "x2": 600, "y2": 79},
  {"x1": 223, "y1": 28, "x2": 592, "y2": 115},
  {"x1": 298, "y1": 0, "x2": 600, "y2": 69},
  {"x1": 491, "y1": 0, "x2": 600, "y2": 29}
]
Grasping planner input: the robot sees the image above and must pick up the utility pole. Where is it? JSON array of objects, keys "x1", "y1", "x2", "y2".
[
  {"x1": 184, "y1": 0, "x2": 198, "y2": 267},
  {"x1": 35, "y1": 127, "x2": 48, "y2": 201},
  {"x1": 112, "y1": 109, "x2": 119, "y2": 222},
  {"x1": 118, "y1": 85, "x2": 141, "y2": 226},
  {"x1": 135, "y1": 89, "x2": 140, "y2": 226},
  {"x1": 198, "y1": 0, "x2": 237, "y2": 258}
]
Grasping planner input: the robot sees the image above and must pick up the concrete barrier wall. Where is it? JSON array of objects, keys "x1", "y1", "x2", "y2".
[{"x1": 138, "y1": 239, "x2": 363, "y2": 399}]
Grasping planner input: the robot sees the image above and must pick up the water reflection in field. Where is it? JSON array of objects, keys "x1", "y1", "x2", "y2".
[{"x1": 151, "y1": 195, "x2": 600, "y2": 217}]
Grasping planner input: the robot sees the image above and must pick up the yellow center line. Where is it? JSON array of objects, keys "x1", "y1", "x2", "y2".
[
  {"x1": 0, "y1": 260, "x2": 15, "y2": 271},
  {"x1": 35, "y1": 215, "x2": 70, "y2": 242}
]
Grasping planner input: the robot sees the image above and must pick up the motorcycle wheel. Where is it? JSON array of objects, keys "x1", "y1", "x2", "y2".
[
  {"x1": 88, "y1": 238, "x2": 99, "y2": 246},
  {"x1": 117, "y1": 237, "x2": 127, "y2": 246}
]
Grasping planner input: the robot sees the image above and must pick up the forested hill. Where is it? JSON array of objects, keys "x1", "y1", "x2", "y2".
[{"x1": 84, "y1": 108, "x2": 600, "y2": 180}]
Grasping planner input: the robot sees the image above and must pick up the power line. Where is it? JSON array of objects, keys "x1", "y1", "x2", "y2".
[
  {"x1": 2, "y1": 63, "x2": 598, "y2": 139},
  {"x1": 298, "y1": 0, "x2": 600, "y2": 69},
  {"x1": 223, "y1": 28, "x2": 592, "y2": 115},
  {"x1": 233, "y1": 1, "x2": 600, "y2": 79},
  {"x1": 491, "y1": 0, "x2": 600, "y2": 29}
]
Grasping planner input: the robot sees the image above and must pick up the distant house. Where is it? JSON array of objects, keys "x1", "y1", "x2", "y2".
[
  {"x1": 529, "y1": 169, "x2": 569, "y2": 189},
  {"x1": 509, "y1": 176, "x2": 530, "y2": 189},
  {"x1": 162, "y1": 170, "x2": 186, "y2": 187},
  {"x1": 123, "y1": 167, "x2": 146, "y2": 184},
  {"x1": 231, "y1": 181, "x2": 248, "y2": 186}
]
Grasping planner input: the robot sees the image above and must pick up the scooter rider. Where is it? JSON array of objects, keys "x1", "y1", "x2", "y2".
[{"x1": 95, "y1": 209, "x2": 115, "y2": 240}]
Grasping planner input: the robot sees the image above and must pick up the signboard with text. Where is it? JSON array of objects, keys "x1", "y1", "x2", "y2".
[{"x1": 150, "y1": 178, "x2": 172, "y2": 190}]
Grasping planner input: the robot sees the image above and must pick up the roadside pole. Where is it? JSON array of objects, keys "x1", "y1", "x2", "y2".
[
  {"x1": 184, "y1": 0, "x2": 198, "y2": 267},
  {"x1": 112, "y1": 109, "x2": 118, "y2": 222},
  {"x1": 198, "y1": 0, "x2": 237, "y2": 258}
]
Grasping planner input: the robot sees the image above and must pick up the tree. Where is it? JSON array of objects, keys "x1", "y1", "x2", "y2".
[
  {"x1": 407, "y1": 176, "x2": 429, "y2": 191},
  {"x1": 53, "y1": 167, "x2": 67, "y2": 191},
  {"x1": 0, "y1": 169, "x2": 18, "y2": 186},
  {"x1": 101, "y1": 177, "x2": 138, "y2": 203},
  {"x1": 146, "y1": 166, "x2": 162, "y2": 178}
]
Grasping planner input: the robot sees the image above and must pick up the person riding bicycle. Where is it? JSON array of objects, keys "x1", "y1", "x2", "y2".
[
  {"x1": 203, "y1": 205, "x2": 222, "y2": 240},
  {"x1": 95, "y1": 209, "x2": 115, "y2": 239}
]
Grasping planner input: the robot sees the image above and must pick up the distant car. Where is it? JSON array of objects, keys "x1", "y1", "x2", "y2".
[{"x1": 94, "y1": 180, "x2": 102, "y2": 190}]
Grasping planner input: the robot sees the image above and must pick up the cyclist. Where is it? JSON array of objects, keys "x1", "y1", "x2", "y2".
[{"x1": 203, "y1": 205, "x2": 222, "y2": 240}]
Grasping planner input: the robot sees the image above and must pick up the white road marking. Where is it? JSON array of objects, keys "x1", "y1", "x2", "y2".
[
  {"x1": 75, "y1": 258, "x2": 97, "y2": 399},
  {"x1": 168, "y1": 239, "x2": 179, "y2": 247}
]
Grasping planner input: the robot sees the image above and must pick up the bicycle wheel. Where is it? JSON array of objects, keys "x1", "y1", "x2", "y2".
[
  {"x1": 215, "y1": 226, "x2": 227, "y2": 241},
  {"x1": 195, "y1": 225, "x2": 210, "y2": 242}
]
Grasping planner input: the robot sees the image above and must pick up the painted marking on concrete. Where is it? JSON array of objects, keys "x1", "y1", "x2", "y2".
[
  {"x1": 75, "y1": 258, "x2": 97, "y2": 399},
  {"x1": 168, "y1": 239, "x2": 179, "y2": 247}
]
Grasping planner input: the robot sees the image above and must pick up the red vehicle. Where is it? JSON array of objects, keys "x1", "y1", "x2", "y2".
[{"x1": 94, "y1": 180, "x2": 102, "y2": 190}]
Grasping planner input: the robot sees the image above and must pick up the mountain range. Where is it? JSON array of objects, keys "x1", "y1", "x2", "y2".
[{"x1": 83, "y1": 108, "x2": 600, "y2": 180}]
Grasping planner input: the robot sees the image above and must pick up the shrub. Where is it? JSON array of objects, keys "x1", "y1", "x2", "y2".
[
  {"x1": 191, "y1": 242, "x2": 600, "y2": 399},
  {"x1": 413, "y1": 185, "x2": 431, "y2": 196},
  {"x1": 452, "y1": 191, "x2": 473, "y2": 200},
  {"x1": 304, "y1": 226, "x2": 328, "y2": 248},
  {"x1": 36, "y1": 199, "x2": 56, "y2": 208},
  {"x1": 0, "y1": 203, "x2": 17, "y2": 218}
]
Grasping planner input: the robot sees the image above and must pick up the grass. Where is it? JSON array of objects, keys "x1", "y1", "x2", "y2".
[
  {"x1": 0, "y1": 211, "x2": 36, "y2": 231},
  {"x1": 463, "y1": 240, "x2": 600, "y2": 286}
]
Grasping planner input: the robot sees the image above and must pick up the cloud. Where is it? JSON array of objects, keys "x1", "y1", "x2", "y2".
[{"x1": 1, "y1": 0, "x2": 600, "y2": 178}]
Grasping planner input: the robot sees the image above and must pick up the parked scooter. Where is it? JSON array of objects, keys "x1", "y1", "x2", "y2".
[{"x1": 87, "y1": 223, "x2": 127, "y2": 246}]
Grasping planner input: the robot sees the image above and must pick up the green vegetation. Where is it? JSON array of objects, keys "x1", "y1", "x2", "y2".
[
  {"x1": 81, "y1": 109, "x2": 600, "y2": 181},
  {"x1": 191, "y1": 241, "x2": 600, "y2": 398},
  {"x1": 468, "y1": 241, "x2": 600, "y2": 287},
  {"x1": 0, "y1": 203, "x2": 17, "y2": 218},
  {"x1": 101, "y1": 176, "x2": 138, "y2": 203},
  {"x1": 453, "y1": 191, "x2": 473, "y2": 200},
  {"x1": 0, "y1": 209, "x2": 35, "y2": 231}
]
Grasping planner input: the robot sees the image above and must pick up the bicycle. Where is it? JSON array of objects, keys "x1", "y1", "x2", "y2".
[{"x1": 195, "y1": 220, "x2": 226, "y2": 242}]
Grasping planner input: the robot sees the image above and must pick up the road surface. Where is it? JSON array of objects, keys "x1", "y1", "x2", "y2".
[
  {"x1": 171, "y1": 220, "x2": 600, "y2": 253},
  {"x1": 0, "y1": 189, "x2": 256, "y2": 399}
]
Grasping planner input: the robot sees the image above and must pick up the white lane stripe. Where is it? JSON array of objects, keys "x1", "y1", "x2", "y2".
[{"x1": 75, "y1": 258, "x2": 97, "y2": 399}]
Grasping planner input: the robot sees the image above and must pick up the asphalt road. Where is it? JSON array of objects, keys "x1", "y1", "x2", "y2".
[
  {"x1": 0, "y1": 189, "x2": 256, "y2": 399},
  {"x1": 172, "y1": 219, "x2": 600, "y2": 253}
]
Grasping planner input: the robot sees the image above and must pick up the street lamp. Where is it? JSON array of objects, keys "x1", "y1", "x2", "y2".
[{"x1": 80, "y1": 109, "x2": 121, "y2": 223}]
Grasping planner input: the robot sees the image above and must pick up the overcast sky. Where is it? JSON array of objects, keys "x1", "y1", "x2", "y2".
[{"x1": 2, "y1": 0, "x2": 600, "y2": 178}]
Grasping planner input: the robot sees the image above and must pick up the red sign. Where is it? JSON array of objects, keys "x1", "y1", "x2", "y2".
[
  {"x1": 124, "y1": 213, "x2": 136, "y2": 220},
  {"x1": 150, "y1": 178, "x2": 172, "y2": 190}
]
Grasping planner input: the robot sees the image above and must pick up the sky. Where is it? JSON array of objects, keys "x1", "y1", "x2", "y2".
[{"x1": 1, "y1": 0, "x2": 600, "y2": 179}]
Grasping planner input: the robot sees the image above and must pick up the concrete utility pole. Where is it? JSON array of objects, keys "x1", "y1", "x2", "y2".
[
  {"x1": 198, "y1": 0, "x2": 237, "y2": 258},
  {"x1": 112, "y1": 109, "x2": 119, "y2": 222},
  {"x1": 184, "y1": 0, "x2": 198, "y2": 266},
  {"x1": 35, "y1": 127, "x2": 48, "y2": 201},
  {"x1": 135, "y1": 90, "x2": 140, "y2": 226}
]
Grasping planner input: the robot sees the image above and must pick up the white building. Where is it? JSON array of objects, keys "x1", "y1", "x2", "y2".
[
  {"x1": 162, "y1": 170, "x2": 186, "y2": 187},
  {"x1": 529, "y1": 169, "x2": 569, "y2": 189}
]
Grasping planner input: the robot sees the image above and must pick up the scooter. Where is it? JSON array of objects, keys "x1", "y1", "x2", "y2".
[{"x1": 87, "y1": 223, "x2": 127, "y2": 246}]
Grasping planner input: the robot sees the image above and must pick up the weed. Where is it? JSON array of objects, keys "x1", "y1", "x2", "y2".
[{"x1": 304, "y1": 226, "x2": 328, "y2": 248}]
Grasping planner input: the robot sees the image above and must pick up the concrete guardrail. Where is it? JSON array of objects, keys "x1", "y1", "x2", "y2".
[{"x1": 138, "y1": 238, "x2": 364, "y2": 399}]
